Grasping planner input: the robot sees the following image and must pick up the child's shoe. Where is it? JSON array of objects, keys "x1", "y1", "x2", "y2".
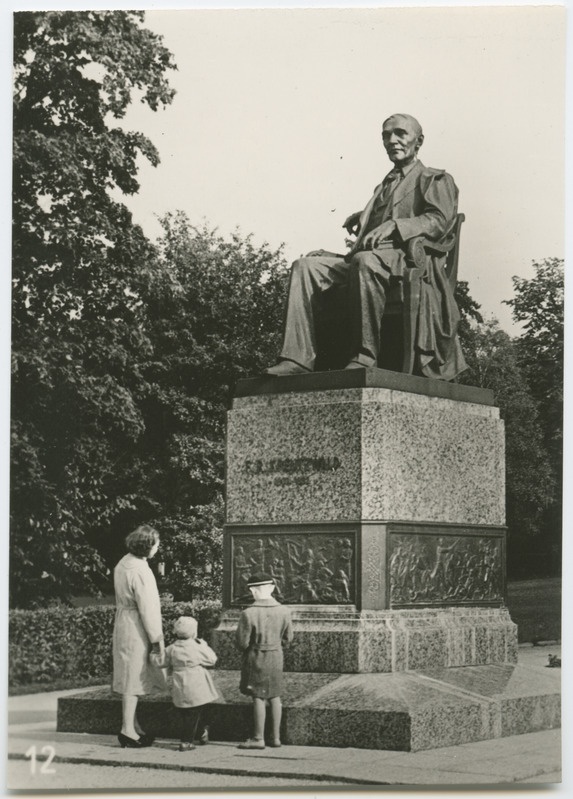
[
  {"x1": 238, "y1": 738, "x2": 265, "y2": 749},
  {"x1": 178, "y1": 742, "x2": 196, "y2": 751},
  {"x1": 269, "y1": 739, "x2": 282, "y2": 748}
]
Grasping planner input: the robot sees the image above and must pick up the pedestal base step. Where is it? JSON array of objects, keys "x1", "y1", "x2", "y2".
[
  {"x1": 213, "y1": 607, "x2": 518, "y2": 673},
  {"x1": 57, "y1": 662, "x2": 559, "y2": 752}
]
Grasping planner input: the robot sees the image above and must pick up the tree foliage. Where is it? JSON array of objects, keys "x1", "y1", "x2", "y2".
[
  {"x1": 454, "y1": 279, "x2": 484, "y2": 340},
  {"x1": 504, "y1": 258, "x2": 564, "y2": 575},
  {"x1": 459, "y1": 319, "x2": 556, "y2": 575},
  {"x1": 505, "y1": 258, "x2": 564, "y2": 460},
  {"x1": 11, "y1": 11, "x2": 176, "y2": 606},
  {"x1": 456, "y1": 264, "x2": 563, "y2": 576},
  {"x1": 146, "y1": 213, "x2": 288, "y2": 507},
  {"x1": 13, "y1": 10, "x2": 176, "y2": 331},
  {"x1": 138, "y1": 215, "x2": 288, "y2": 600}
]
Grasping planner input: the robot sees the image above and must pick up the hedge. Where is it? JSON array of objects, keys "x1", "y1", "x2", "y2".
[{"x1": 9, "y1": 599, "x2": 222, "y2": 689}]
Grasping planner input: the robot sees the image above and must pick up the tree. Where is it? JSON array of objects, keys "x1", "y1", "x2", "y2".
[
  {"x1": 505, "y1": 258, "x2": 564, "y2": 458},
  {"x1": 135, "y1": 214, "x2": 289, "y2": 600},
  {"x1": 505, "y1": 258, "x2": 564, "y2": 574},
  {"x1": 13, "y1": 11, "x2": 176, "y2": 330},
  {"x1": 459, "y1": 318, "x2": 556, "y2": 577},
  {"x1": 11, "y1": 11, "x2": 176, "y2": 606},
  {"x1": 151, "y1": 499, "x2": 225, "y2": 603},
  {"x1": 454, "y1": 279, "x2": 484, "y2": 343}
]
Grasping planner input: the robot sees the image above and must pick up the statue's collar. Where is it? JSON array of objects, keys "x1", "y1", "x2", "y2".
[{"x1": 385, "y1": 158, "x2": 420, "y2": 182}]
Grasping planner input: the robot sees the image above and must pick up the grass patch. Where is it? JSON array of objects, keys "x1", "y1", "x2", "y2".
[{"x1": 507, "y1": 577, "x2": 561, "y2": 643}]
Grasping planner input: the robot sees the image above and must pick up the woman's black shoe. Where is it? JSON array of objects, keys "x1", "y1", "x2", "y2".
[
  {"x1": 118, "y1": 733, "x2": 146, "y2": 749},
  {"x1": 139, "y1": 733, "x2": 155, "y2": 746}
]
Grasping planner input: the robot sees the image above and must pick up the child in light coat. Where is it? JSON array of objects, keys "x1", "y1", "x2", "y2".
[{"x1": 153, "y1": 616, "x2": 219, "y2": 751}]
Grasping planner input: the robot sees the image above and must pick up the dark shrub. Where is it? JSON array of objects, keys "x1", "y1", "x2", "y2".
[{"x1": 9, "y1": 599, "x2": 222, "y2": 689}]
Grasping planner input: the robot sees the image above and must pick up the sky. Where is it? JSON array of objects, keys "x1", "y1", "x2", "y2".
[{"x1": 114, "y1": 3, "x2": 567, "y2": 332}]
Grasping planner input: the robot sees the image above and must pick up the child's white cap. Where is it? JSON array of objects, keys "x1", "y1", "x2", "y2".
[
  {"x1": 174, "y1": 616, "x2": 198, "y2": 639},
  {"x1": 247, "y1": 572, "x2": 275, "y2": 587}
]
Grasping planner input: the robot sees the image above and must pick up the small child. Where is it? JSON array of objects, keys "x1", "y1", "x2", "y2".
[
  {"x1": 154, "y1": 616, "x2": 219, "y2": 751},
  {"x1": 235, "y1": 572, "x2": 293, "y2": 749}
]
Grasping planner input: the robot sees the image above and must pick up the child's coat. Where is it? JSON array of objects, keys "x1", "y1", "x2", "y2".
[
  {"x1": 235, "y1": 597, "x2": 293, "y2": 699},
  {"x1": 159, "y1": 637, "x2": 219, "y2": 708}
]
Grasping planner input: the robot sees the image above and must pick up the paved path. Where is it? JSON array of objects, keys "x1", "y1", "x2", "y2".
[
  {"x1": 6, "y1": 759, "x2": 320, "y2": 790},
  {"x1": 6, "y1": 646, "x2": 562, "y2": 791}
]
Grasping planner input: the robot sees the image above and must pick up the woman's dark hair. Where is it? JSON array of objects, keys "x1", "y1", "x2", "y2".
[{"x1": 125, "y1": 525, "x2": 160, "y2": 558}]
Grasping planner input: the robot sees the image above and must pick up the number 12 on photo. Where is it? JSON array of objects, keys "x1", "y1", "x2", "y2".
[{"x1": 25, "y1": 745, "x2": 56, "y2": 775}]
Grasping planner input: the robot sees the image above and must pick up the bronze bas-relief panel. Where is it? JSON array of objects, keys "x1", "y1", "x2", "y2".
[
  {"x1": 231, "y1": 532, "x2": 356, "y2": 605},
  {"x1": 389, "y1": 532, "x2": 504, "y2": 607}
]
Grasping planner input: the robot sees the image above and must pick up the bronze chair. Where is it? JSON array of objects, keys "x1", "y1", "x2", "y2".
[{"x1": 315, "y1": 213, "x2": 465, "y2": 374}]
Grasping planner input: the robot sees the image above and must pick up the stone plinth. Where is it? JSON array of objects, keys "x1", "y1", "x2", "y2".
[
  {"x1": 227, "y1": 370, "x2": 505, "y2": 526},
  {"x1": 57, "y1": 658, "x2": 560, "y2": 752},
  {"x1": 212, "y1": 606, "x2": 517, "y2": 673}
]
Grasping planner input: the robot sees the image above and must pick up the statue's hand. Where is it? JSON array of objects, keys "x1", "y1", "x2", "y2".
[
  {"x1": 306, "y1": 249, "x2": 328, "y2": 257},
  {"x1": 343, "y1": 212, "x2": 361, "y2": 236},
  {"x1": 361, "y1": 221, "x2": 396, "y2": 250}
]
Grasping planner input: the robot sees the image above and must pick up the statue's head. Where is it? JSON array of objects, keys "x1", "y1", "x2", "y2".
[{"x1": 382, "y1": 114, "x2": 424, "y2": 167}]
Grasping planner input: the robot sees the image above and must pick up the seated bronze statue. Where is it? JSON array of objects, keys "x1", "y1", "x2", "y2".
[{"x1": 264, "y1": 113, "x2": 467, "y2": 381}]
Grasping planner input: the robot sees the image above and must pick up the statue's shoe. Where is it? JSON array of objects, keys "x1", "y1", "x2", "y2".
[
  {"x1": 263, "y1": 360, "x2": 311, "y2": 376},
  {"x1": 343, "y1": 357, "x2": 376, "y2": 370}
]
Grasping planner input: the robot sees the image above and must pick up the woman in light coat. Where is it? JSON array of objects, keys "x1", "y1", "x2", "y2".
[{"x1": 112, "y1": 524, "x2": 165, "y2": 748}]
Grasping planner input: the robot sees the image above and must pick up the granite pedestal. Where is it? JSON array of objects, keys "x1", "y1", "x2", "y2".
[{"x1": 215, "y1": 368, "x2": 516, "y2": 677}]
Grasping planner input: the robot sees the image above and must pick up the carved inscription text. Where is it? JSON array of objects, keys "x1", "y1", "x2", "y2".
[{"x1": 243, "y1": 456, "x2": 341, "y2": 487}]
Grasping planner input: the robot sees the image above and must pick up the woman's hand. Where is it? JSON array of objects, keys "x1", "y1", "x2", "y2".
[
  {"x1": 150, "y1": 638, "x2": 166, "y2": 668},
  {"x1": 150, "y1": 639, "x2": 165, "y2": 656}
]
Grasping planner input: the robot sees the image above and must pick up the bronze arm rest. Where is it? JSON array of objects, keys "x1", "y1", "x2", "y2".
[{"x1": 405, "y1": 236, "x2": 454, "y2": 269}]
